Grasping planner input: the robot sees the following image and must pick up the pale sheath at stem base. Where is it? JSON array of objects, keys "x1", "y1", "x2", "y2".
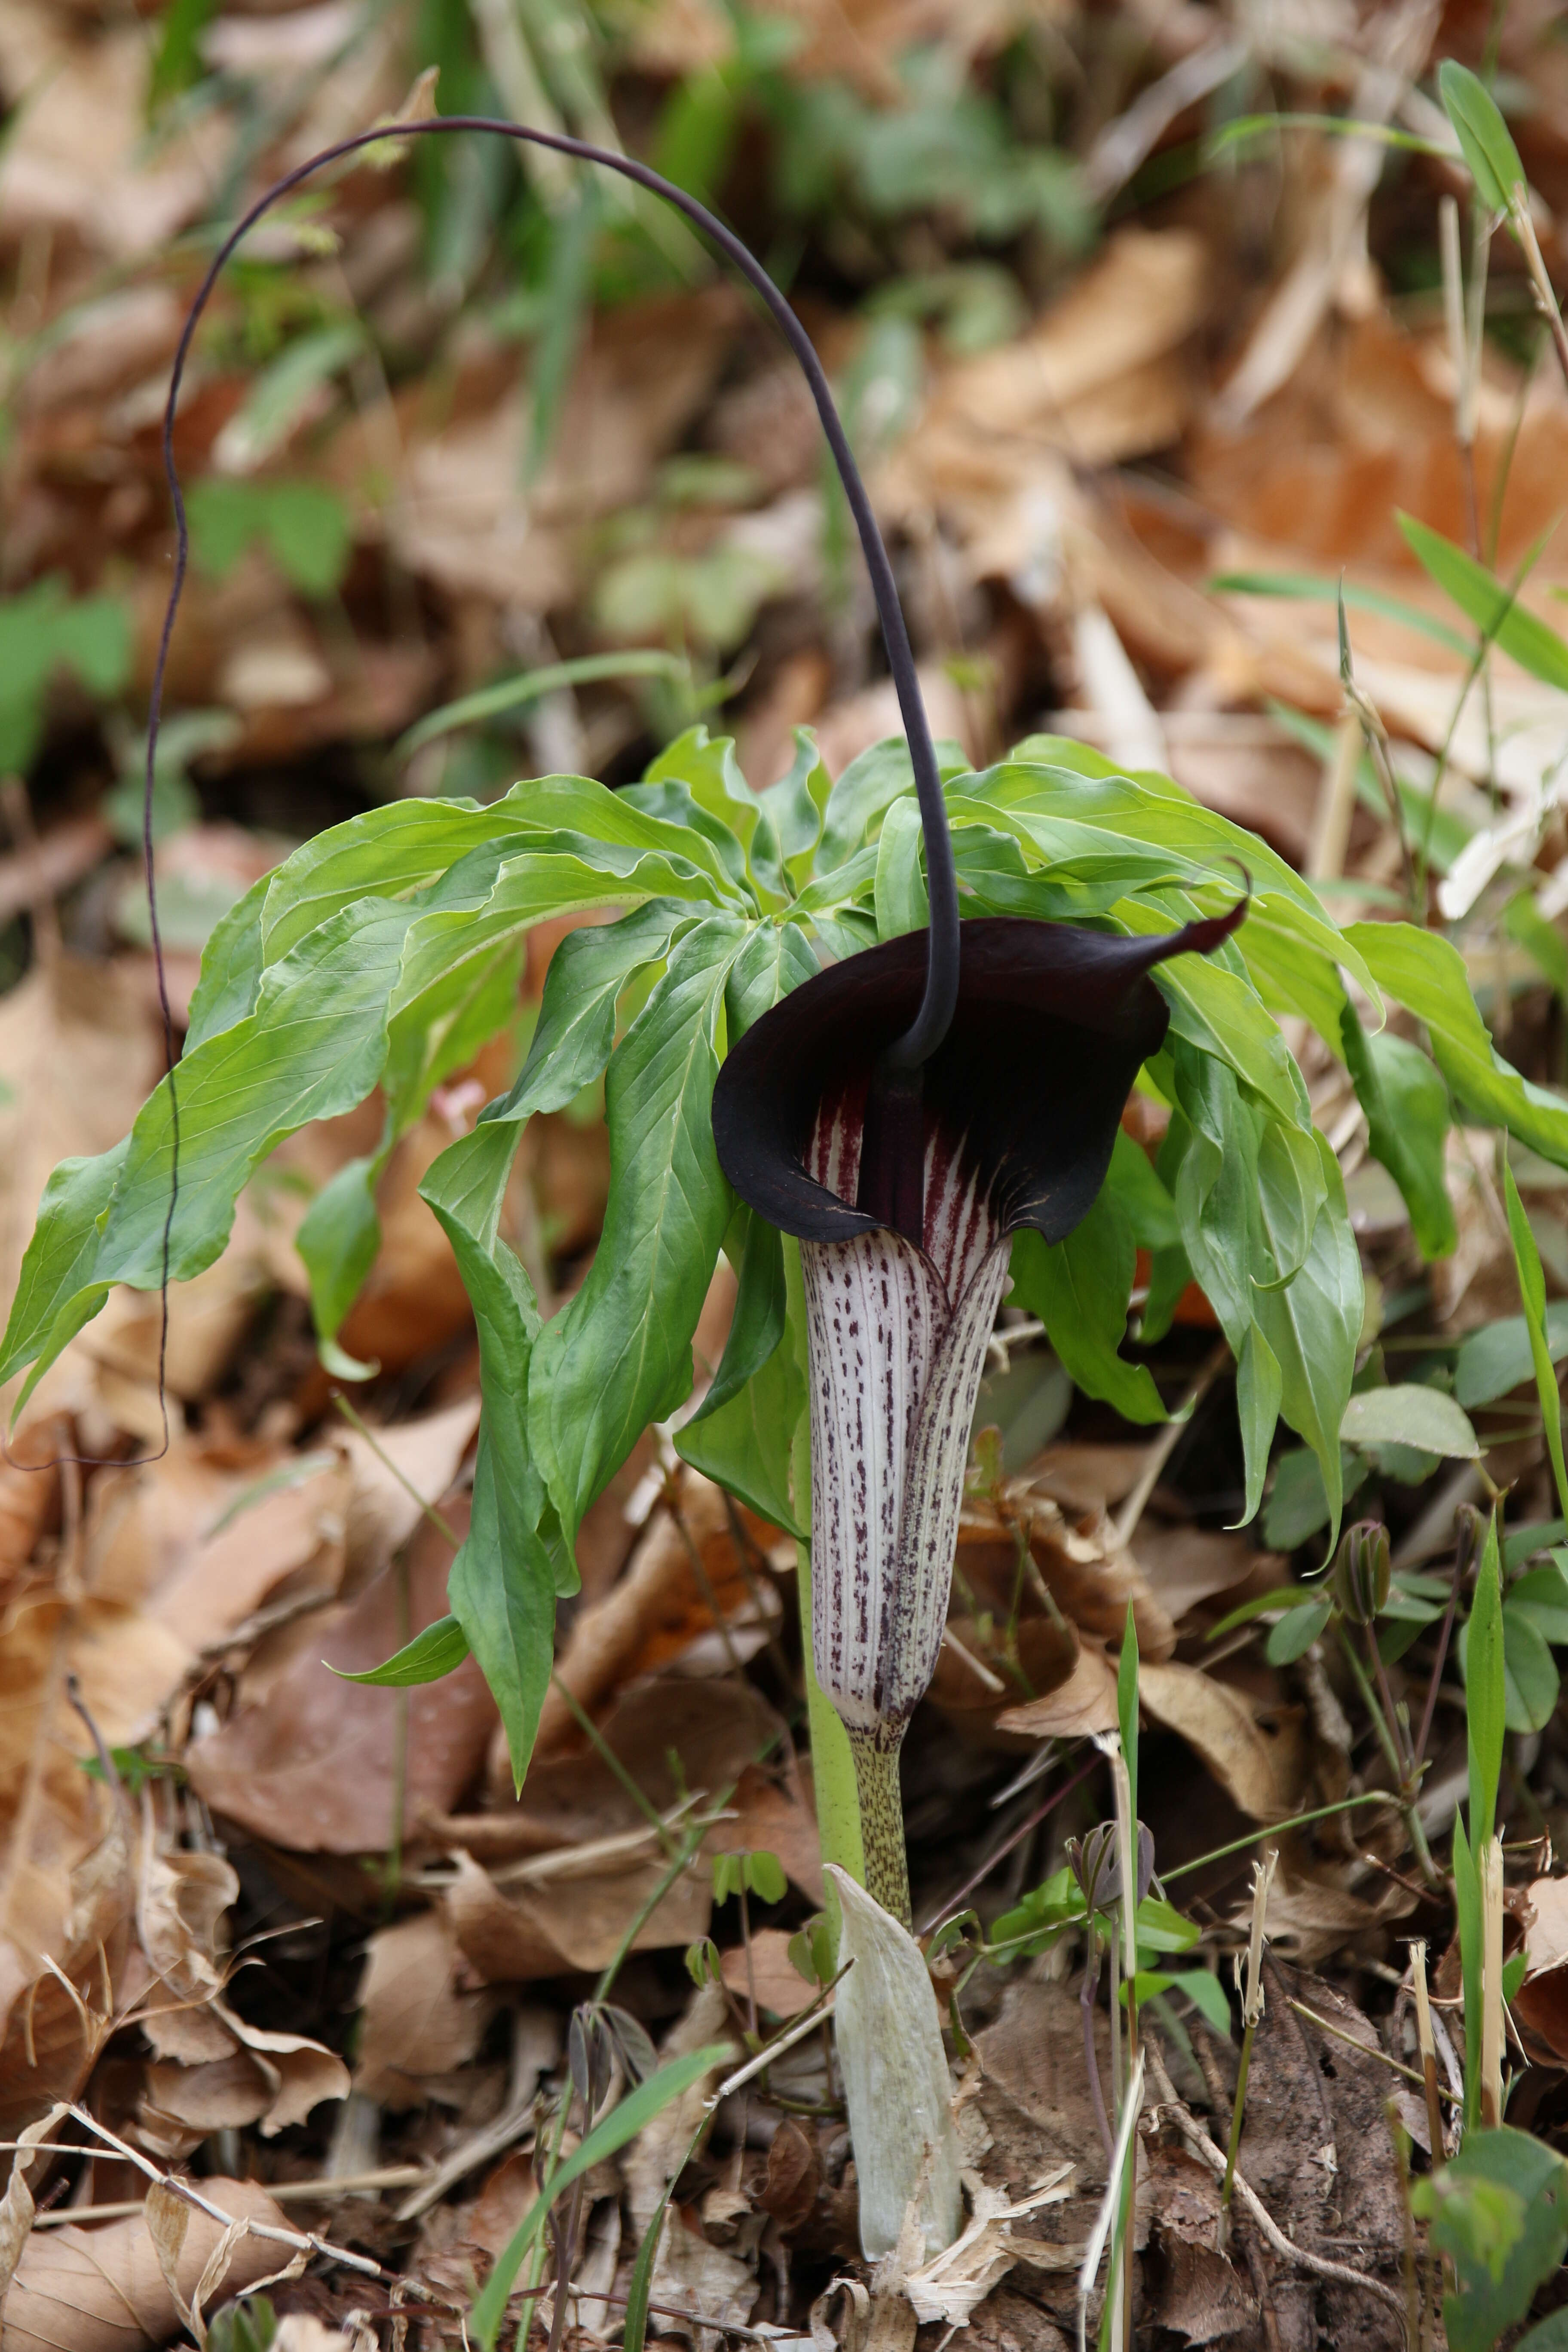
[{"x1": 827, "y1": 1864, "x2": 964, "y2": 2262}]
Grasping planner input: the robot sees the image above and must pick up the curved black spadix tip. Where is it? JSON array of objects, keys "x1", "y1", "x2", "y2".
[
  {"x1": 146, "y1": 111, "x2": 958, "y2": 1074},
  {"x1": 712, "y1": 902, "x2": 1248, "y2": 1261}
]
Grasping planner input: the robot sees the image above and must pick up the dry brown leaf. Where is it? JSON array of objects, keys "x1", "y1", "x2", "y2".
[
  {"x1": 354, "y1": 1909, "x2": 496, "y2": 2109},
  {"x1": 530, "y1": 1473, "x2": 783, "y2": 1761},
  {"x1": 956, "y1": 1486, "x2": 1176, "y2": 1661},
  {"x1": 0, "y1": 2102, "x2": 67, "y2": 2306},
  {"x1": 995, "y1": 1643, "x2": 1118, "y2": 1740},
  {"x1": 1513, "y1": 1876, "x2": 1568, "y2": 2062},
  {"x1": 444, "y1": 1841, "x2": 711, "y2": 1983},
  {"x1": 185, "y1": 1497, "x2": 495, "y2": 1853},
  {"x1": 1138, "y1": 1660, "x2": 1307, "y2": 1824},
  {"x1": 1129, "y1": 1526, "x2": 1279, "y2": 1626},
  {"x1": 720, "y1": 1927, "x2": 815, "y2": 2019},
  {"x1": 724, "y1": 1763, "x2": 823, "y2": 1906},
  {"x1": 336, "y1": 1400, "x2": 481, "y2": 1587},
  {"x1": 2, "y1": 2177, "x2": 288, "y2": 2352},
  {"x1": 928, "y1": 1617, "x2": 1078, "y2": 1748}
]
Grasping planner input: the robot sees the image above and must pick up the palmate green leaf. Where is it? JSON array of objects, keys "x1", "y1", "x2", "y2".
[
  {"x1": 530, "y1": 915, "x2": 747, "y2": 1546},
  {"x1": 1438, "y1": 59, "x2": 1528, "y2": 215},
  {"x1": 1400, "y1": 513, "x2": 1568, "y2": 689},
  {"x1": 1340, "y1": 1005, "x2": 1456, "y2": 1260},
  {"x1": 1010, "y1": 1192, "x2": 1164, "y2": 1425},
  {"x1": 1347, "y1": 920, "x2": 1568, "y2": 1170}
]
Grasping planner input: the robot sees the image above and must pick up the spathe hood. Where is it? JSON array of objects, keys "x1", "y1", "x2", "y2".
[{"x1": 712, "y1": 907, "x2": 1246, "y2": 1280}]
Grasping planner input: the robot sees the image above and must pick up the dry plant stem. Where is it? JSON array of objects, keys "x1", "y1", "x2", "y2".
[
  {"x1": 1334, "y1": 1624, "x2": 1437, "y2": 1885},
  {"x1": 847, "y1": 1729, "x2": 911, "y2": 1926},
  {"x1": 1082, "y1": 1934, "x2": 1114, "y2": 2162},
  {"x1": 1114, "y1": 1341, "x2": 1229, "y2": 1546},
  {"x1": 1284, "y1": 2000, "x2": 1457, "y2": 2103},
  {"x1": 31, "y1": 2167, "x2": 427, "y2": 2225},
  {"x1": 1388, "y1": 2108, "x2": 1423, "y2": 2352},
  {"x1": 1145, "y1": 2047, "x2": 1411, "y2": 2330},
  {"x1": 1414, "y1": 1536, "x2": 1467, "y2": 1777},
  {"x1": 63, "y1": 2105, "x2": 403, "y2": 2287},
  {"x1": 1411, "y1": 1942, "x2": 1446, "y2": 2162},
  {"x1": 1511, "y1": 196, "x2": 1568, "y2": 398},
  {"x1": 548, "y1": 1670, "x2": 676, "y2": 1852}
]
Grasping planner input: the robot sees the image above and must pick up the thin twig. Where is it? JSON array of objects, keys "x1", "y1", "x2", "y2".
[{"x1": 1145, "y1": 2049, "x2": 1410, "y2": 2333}]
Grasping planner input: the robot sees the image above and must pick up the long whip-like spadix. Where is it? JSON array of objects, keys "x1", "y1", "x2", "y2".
[
  {"x1": 145, "y1": 115, "x2": 959, "y2": 1073},
  {"x1": 106, "y1": 112, "x2": 965, "y2": 1467}
]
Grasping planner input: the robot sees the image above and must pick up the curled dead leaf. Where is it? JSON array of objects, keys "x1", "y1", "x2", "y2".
[
  {"x1": 2, "y1": 2178, "x2": 289, "y2": 2352},
  {"x1": 1137, "y1": 1660, "x2": 1307, "y2": 1824}
]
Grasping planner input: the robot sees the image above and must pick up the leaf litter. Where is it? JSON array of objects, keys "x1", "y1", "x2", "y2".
[{"x1": 10, "y1": 0, "x2": 1568, "y2": 2346}]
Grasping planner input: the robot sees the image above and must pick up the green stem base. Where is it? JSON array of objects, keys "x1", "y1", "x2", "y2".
[{"x1": 848, "y1": 1728, "x2": 912, "y2": 1927}]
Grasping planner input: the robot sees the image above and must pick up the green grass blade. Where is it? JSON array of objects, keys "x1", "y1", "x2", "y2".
[
  {"x1": 1504, "y1": 1156, "x2": 1568, "y2": 1520},
  {"x1": 471, "y1": 2045, "x2": 731, "y2": 2348}
]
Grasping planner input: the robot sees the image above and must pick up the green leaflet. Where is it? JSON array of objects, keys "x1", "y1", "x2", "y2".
[
  {"x1": 1010, "y1": 1193, "x2": 1165, "y2": 1426},
  {"x1": 1167, "y1": 1046, "x2": 1358, "y2": 1535},
  {"x1": 450, "y1": 1422, "x2": 559, "y2": 1791},
  {"x1": 1106, "y1": 1126, "x2": 1179, "y2": 1252},
  {"x1": 296, "y1": 1154, "x2": 383, "y2": 1354},
  {"x1": 758, "y1": 727, "x2": 833, "y2": 890},
  {"x1": 490, "y1": 900, "x2": 695, "y2": 1122},
  {"x1": 0, "y1": 892, "x2": 421, "y2": 1402},
  {"x1": 530, "y1": 915, "x2": 747, "y2": 1546},
  {"x1": 261, "y1": 776, "x2": 739, "y2": 967},
  {"x1": 873, "y1": 796, "x2": 928, "y2": 938},
  {"x1": 1504, "y1": 1156, "x2": 1568, "y2": 1523},
  {"x1": 723, "y1": 920, "x2": 820, "y2": 1041},
  {"x1": 1251, "y1": 1133, "x2": 1362, "y2": 1553},
  {"x1": 1235, "y1": 1326, "x2": 1283, "y2": 1528},
  {"x1": 422, "y1": 1115, "x2": 562, "y2": 1785},
  {"x1": 816, "y1": 733, "x2": 969, "y2": 870},
  {"x1": 333, "y1": 1613, "x2": 472, "y2": 1685},
  {"x1": 1347, "y1": 919, "x2": 1568, "y2": 1169},
  {"x1": 677, "y1": 1205, "x2": 805, "y2": 1533},
  {"x1": 674, "y1": 926, "x2": 817, "y2": 1531},
  {"x1": 1341, "y1": 1005, "x2": 1456, "y2": 1261}
]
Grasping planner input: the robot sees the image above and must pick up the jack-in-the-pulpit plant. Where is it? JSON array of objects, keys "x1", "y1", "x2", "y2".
[{"x1": 714, "y1": 906, "x2": 1244, "y2": 1918}]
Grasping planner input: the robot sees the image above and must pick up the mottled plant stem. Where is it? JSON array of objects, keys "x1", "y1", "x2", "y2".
[{"x1": 848, "y1": 1730, "x2": 912, "y2": 1926}]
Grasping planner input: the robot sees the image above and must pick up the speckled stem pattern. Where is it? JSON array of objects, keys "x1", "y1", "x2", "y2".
[{"x1": 848, "y1": 1728, "x2": 911, "y2": 1927}]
